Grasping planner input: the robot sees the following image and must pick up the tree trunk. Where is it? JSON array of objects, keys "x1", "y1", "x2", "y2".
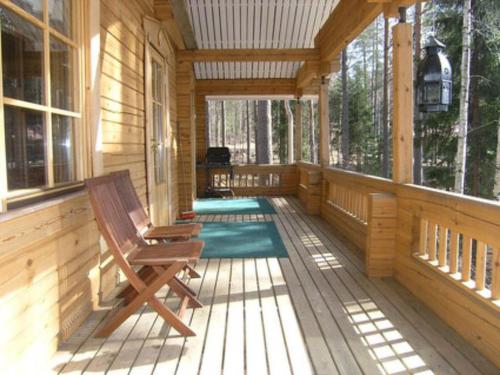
[
  {"x1": 285, "y1": 100, "x2": 294, "y2": 164},
  {"x1": 214, "y1": 101, "x2": 220, "y2": 146},
  {"x1": 246, "y1": 101, "x2": 251, "y2": 164},
  {"x1": 221, "y1": 101, "x2": 226, "y2": 147},
  {"x1": 382, "y1": 18, "x2": 390, "y2": 178},
  {"x1": 413, "y1": 3, "x2": 424, "y2": 185},
  {"x1": 256, "y1": 100, "x2": 272, "y2": 165},
  {"x1": 309, "y1": 100, "x2": 317, "y2": 163},
  {"x1": 494, "y1": 122, "x2": 500, "y2": 200},
  {"x1": 454, "y1": 0, "x2": 473, "y2": 194},
  {"x1": 341, "y1": 48, "x2": 350, "y2": 168}
]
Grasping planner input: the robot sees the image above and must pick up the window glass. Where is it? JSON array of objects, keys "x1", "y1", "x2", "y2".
[
  {"x1": 50, "y1": 36, "x2": 75, "y2": 110},
  {"x1": 49, "y1": 0, "x2": 72, "y2": 38},
  {"x1": 1, "y1": 6, "x2": 44, "y2": 104},
  {"x1": 52, "y1": 114, "x2": 74, "y2": 184},
  {"x1": 4, "y1": 105, "x2": 46, "y2": 190},
  {"x1": 151, "y1": 59, "x2": 165, "y2": 183},
  {"x1": 10, "y1": 0, "x2": 43, "y2": 19}
]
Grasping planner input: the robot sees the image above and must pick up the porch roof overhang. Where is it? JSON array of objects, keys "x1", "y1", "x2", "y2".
[{"x1": 159, "y1": 0, "x2": 424, "y2": 97}]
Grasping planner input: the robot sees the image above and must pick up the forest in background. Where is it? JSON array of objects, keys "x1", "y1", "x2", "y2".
[{"x1": 206, "y1": 0, "x2": 500, "y2": 201}]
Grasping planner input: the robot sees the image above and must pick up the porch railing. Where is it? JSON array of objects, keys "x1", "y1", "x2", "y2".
[
  {"x1": 401, "y1": 185, "x2": 500, "y2": 307},
  {"x1": 196, "y1": 164, "x2": 298, "y2": 197},
  {"x1": 296, "y1": 163, "x2": 500, "y2": 367}
]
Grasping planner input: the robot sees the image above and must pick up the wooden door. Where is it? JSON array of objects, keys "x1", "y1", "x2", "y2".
[{"x1": 145, "y1": 46, "x2": 170, "y2": 225}]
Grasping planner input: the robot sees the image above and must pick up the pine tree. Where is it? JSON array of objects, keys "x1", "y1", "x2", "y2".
[{"x1": 454, "y1": 0, "x2": 473, "y2": 193}]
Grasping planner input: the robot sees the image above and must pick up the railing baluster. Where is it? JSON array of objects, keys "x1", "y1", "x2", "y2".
[
  {"x1": 449, "y1": 230, "x2": 459, "y2": 274},
  {"x1": 419, "y1": 219, "x2": 429, "y2": 256},
  {"x1": 428, "y1": 221, "x2": 438, "y2": 262},
  {"x1": 475, "y1": 241, "x2": 487, "y2": 290},
  {"x1": 492, "y1": 248, "x2": 500, "y2": 300},
  {"x1": 462, "y1": 235, "x2": 472, "y2": 282},
  {"x1": 438, "y1": 226, "x2": 448, "y2": 267}
]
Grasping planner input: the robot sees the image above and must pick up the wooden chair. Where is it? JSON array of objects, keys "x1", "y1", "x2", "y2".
[
  {"x1": 111, "y1": 170, "x2": 201, "y2": 242},
  {"x1": 85, "y1": 175, "x2": 203, "y2": 337}
]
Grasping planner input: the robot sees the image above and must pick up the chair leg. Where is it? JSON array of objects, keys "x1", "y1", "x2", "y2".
[
  {"x1": 118, "y1": 266, "x2": 155, "y2": 300},
  {"x1": 153, "y1": 266, "x2": 202, "y2": 308},
  {"x1": 96, "y1": 261, "x2": 188, "y2": 337},
  {"x1": 148, "y1": 298, "x2": 196, "y2": 336},
  {"x1": 168, "y1": 277, "x2": 203, "y2": 308},
  {"x1": 185, "y1": 264, "x2": 201, "y2": 279}
]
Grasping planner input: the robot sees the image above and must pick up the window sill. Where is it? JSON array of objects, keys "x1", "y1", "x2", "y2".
[{"x1": 0, "y1": 187, "x2": 87, "y2": 224}]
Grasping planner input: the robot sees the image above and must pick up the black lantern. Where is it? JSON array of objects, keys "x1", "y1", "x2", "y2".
[{"x1": 417, "y1": 35, "x2": 452, "y2": 113}]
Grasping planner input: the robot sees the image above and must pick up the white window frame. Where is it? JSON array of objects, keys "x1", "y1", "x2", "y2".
[{"x1": 0, "y1": 0, "x2": 88, "y2": 211}]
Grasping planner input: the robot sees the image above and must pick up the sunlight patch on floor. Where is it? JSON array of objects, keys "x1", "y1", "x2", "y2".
[{"x1": 344, "y1": 299, "x2": 433, "y2": 375}]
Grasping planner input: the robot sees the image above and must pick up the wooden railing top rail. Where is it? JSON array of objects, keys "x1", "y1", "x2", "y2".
[
  {"x1": 297, "y1": 161, "x2": 322, "y2": 171},
  {"x1": 323, "y1": 167, "x2": 395, "y2": 193},
  {"x1": 197, "y1": 164, "x2": 296, "y2": 172},
  {"x1": 324, "y1": 167, "x2": 500, "y2": 218}
]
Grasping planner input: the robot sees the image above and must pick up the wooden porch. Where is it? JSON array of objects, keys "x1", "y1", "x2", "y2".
[{"x1": 50, "y1": 197, "x2": 495, "y2": 375}]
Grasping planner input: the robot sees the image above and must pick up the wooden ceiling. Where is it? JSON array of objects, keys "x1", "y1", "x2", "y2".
[{"x1": 183, "y1": 0, "x2": 340, "y2": 80}]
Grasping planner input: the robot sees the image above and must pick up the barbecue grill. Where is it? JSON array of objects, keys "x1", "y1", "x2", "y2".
[{"x1": 204, "y1": 147, "x2": 234, "y2": 197}]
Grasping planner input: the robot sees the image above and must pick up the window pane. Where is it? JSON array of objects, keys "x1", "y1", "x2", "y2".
[
  {"x1": 153, "y1": 103, "x2": 165, "y2": 183},
  {"x1": 49, "y1": 0, "x2": 72, "y2": 38},
  {"x1": 1, "y1": 6, "x2": 44, "y2": 104},
  {"x1": 152, "y1": 60, "x2": 162, "y2": 101},
  {"x1": 50, "y1": 36, "x2": 75, "y2": 110},
  {"x1": 4, "y1": 105, "x2": 46, "y2": 190},
  {"x1": 10, "y1": 0, "x2": 43, "y2": 19},
  {"x1": 52, "y1": 114, "x2": 75, "y2": 184}
]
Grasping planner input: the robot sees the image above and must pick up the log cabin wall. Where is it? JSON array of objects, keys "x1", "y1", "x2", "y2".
[
  {"x1": 0, "y1": 193, "x2": 100, "y2": 374},
  {"x1": 195, "y1": 94, "x2": 207, "y2": 164},
  {"x1": 0, "y1": 0, "x2": 182, "y2": 372},
  {"x1": 176, "y1": 62, "x2": 196, "y2": 212}
]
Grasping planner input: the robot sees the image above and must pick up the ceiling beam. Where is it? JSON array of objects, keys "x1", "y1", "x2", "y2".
[
  {"x1": 178, "y1": 48, "x2": 320, "y2": 63},
  {"x1": 315, "y1": 0, "x2": 383, "y2": 63},
  {"x1": 196, "y1": 79, "x2": 297, "y2": 96},
  {"x1": 154, "y1": 0, "x2": 197, "y2": 50},
  {"x1": 314, "y1": 0, "x2": 423, "y2": 63},
  {"x1": 153, "y1": 0, "x2": 185, "y2": 50}
]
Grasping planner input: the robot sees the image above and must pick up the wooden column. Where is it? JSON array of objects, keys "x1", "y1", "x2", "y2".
[
  {"x1": 294, "y1": 100, "x2": 302, "y2": 162},
  {"x1": 319, "y1": 78, "x2": 330, "y2": 167},
  {"x1": 88, "y1": 0, "x2": 102, "y2": 178},
  {"x1": 287, "y1": 105, "x2": 294, "y2": 164},
  {"x1": 392, "y1": 22, "x2": 414, "y2": 184},
  {"x1": 176, "y1": 62, "x2": 196, "y2": 212}
]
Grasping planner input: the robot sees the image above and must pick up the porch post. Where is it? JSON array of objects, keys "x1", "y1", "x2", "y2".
[
  {"x1": 89, "y1": 0, "x2": 103, "y2": 177},
  {"x1": 295, "y1": 100, "x2": 302, "y2": 162},
  {"x1": 287, "y1": 103, "x2": 294, "y2": 164},
  {"x1": 392, "y1": 17, "x2": 414, "y2": 184},
  {"x1": 319, "y1": 77, "x2": 330, "y2": 167}
]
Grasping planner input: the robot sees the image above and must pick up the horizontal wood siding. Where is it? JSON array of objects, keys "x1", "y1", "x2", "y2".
[
  {"x1": 0, "y1": 194, "x2": 100, "y2": 374},
  {"x1": 0, "y1": 0, "x2": 183, "y2": 371}
]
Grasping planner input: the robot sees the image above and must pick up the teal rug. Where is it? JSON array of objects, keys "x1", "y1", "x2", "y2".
[
  {"x1": 194, "y1": 198, "x2": 276, "y2": 215},
  {"x1": 199, "y1": 222, "x2": 288, "y2": 258}
]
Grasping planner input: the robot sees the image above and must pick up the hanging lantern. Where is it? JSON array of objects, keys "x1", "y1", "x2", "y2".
[{"x1": 417, "y1": 35, "x2": 452, "y2": 113}]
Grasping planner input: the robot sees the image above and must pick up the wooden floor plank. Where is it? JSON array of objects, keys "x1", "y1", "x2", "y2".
[
  {"x1": 174, "y1": 259, "x2": 220, "y2": 375},
  {"x1": 244, "y1": 258, "x2": 269, "y2": 375},
  {"x1": 198, "y1": 259, "x2": 231, "y2": 375},
  {"x1": 272, "y1": 200, "x2": 364, "y2": 374},
  {"x1": 52, "y1": 198, "x2": 495, "y2": 375},
  {"x1": 221, "y1": 259, "x2": 245, "y2": 375},
  {"x1": 284, "y1": 197, "x2": 488, "y2": 375},
  {"x1": 133, "y1": 259, "x2": 208, "y2": 375},
  {"x1": 255, "y1": 258, "x2": 292, "y2": 375},
  {"x1": 150, "y1": 260, "x2": 209, "y2": 375},
  {"x1": 266, "y1": 258, "x2": 314, "y2": 375}
]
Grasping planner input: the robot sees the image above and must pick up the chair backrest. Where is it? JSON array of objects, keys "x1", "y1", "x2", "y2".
[
  {"x1": 85, "y1": 175, "x2": 145, "y2": 263},
  {"x1": 111, "y1": 170, "x2": 151, "y2": 234}
]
